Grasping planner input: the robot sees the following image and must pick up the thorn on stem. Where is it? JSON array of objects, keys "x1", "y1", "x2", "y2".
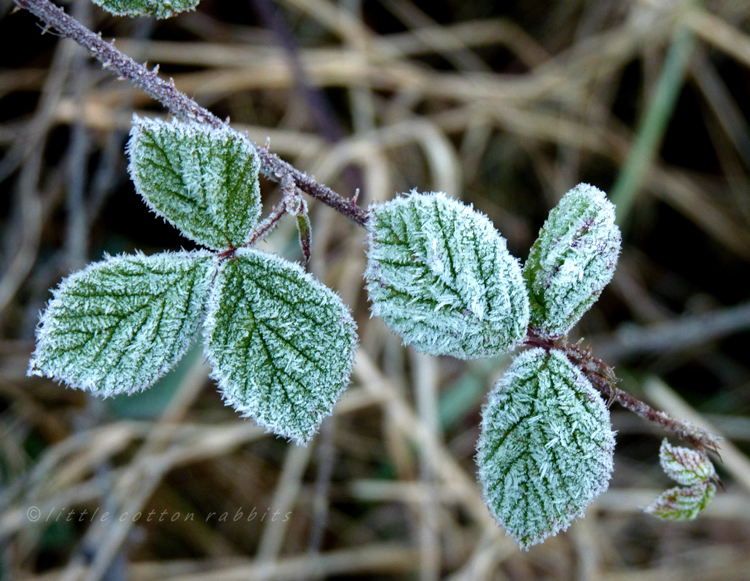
[
  {"x1": 607, "y1": 385, "x2": 618, "y2": 408},
  {"x1": 281, "y1": 174, "x2": 296, "y2": 198}
]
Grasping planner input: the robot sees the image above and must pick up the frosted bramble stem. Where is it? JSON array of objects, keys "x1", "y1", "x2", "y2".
[{"x1": 14, "y1": 0, "x2": 369, "y2": 227}]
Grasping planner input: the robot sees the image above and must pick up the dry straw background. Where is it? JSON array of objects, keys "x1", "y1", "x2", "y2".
[{"x1": 2, "y1": 0, "x2": 750, "y2": 579}]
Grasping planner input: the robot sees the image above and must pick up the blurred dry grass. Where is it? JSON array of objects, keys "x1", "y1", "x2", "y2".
[{"x1": 2, "y1": 0, "x2": 750, "y2": 579}]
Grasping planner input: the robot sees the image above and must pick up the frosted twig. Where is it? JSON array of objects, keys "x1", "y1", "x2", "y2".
[{"x1": 13, "y1": 0, "x2": 369, "y2": 227}]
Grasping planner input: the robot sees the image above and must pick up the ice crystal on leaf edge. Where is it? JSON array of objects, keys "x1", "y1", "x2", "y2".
[
  {"x1": 203, "y1": 248, "x2": 358, "y2": 445},
  {"x1": 477, "y1": 348, "x2": 616, "y2": 549},
  {"x1": 92, "y1": 0, "x2": 200, "y2": 19},
  {"x1": 28, "y1": 251, "x2": 216, "y2": 397},
  {"x1": 364, "y1": 190, "x2": 529, "y2": 359}
]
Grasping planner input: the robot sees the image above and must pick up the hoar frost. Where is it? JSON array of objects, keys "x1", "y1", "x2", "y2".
[
  {"x1": 204, "y1": 249, "x2": 358, "y2": 445},
  {"x1": 92, "y1": 0, "x2": 200, "y2": 19},
  {"x1": 477, "y1": 348, "x2": 615, "y2": 548},
  {"x1": 29, "y1": 251, "x2": 216, "y2": 396},
  {"x1": 128, "y1": 116, "x2": 261, "y2": 250},
  {"x1": 33, "y1": 114, "x2": 360, "y2": 445},
  {"x1": 523, "y1": 183, "x2": 621, "y2": 339},
  {"x1": 365, "y1": 191, "x2": 529, "y2": 359}
]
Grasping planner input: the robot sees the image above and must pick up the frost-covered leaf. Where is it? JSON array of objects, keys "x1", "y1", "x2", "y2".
[
  {"x1": 523, "y1": 183, "x2": 621, "y2": 339},
  {"x1": 365, "y1": 191, "x2": 529, "y2": 359},
  {"x1": 204, "y1": 249, "x2": 358, "y2": 444},
  {"x1": 28, "y1": 251, "x2": 216, "y2": 396},
  {"x1": 128, "y1": 116, "x2": 261, "y2": 250},
  {"x1": 92, "y1": 0, "x2": 200, "y2": 19},
  {"x1": 644, "y1": 481, "x2": 716, "y2": 520},
  {"x1": 477, "y1": 348, "x2": 615, "y2": 549},
  {"x1": 659, "y1": 439, "x2": 716, "y2": 486}
]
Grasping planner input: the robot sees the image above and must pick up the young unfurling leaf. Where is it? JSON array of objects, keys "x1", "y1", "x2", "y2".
[
  {"x1": 645, "y1": 481, "x2": 717, "y2": 520},
  {"x1": 645, "y1": 439, "x2": 717, "y2": 520},
  {"x1": 523, "y1": 183, "x2": 621, "y2": 339},
  {"x1": 28, "y1": 251, "x2": 216, "y2": 396},
  {"x1": 92, "y1": 0, "x2": 200, "y2": 19},
  {"x1": 365, "y1": 191, "x2": 529, "y2": 359},
  {"x1": 659, "y1": 438, "x2": 716, "y2": 486},
  {"x1": 477, "y1": 348, "x2": 615, "y2": 549},
  {"x1": 204, "y1": 249, "x2": 357, "y2": 444},
  {"x1": 128, "y1": 116, "x2": 261, "y2": 250}
]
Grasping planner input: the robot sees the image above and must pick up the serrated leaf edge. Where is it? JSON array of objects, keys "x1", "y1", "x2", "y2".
[
  {"x1": 477, "y1": 348, "x2": 615, "y2": 549},
  {"x1": 127, "y1": 115, "x2": 261, "y2": 250},
  {"x1": 203, "y1": 248, "x2": 358, "y2": 445},
  {"x1": 28, "y1": 249, "x2": 216, "y2": 395},
  {"x1": 659, "y1": 438, "x2": 716, "y2": 486},
  {"x1": 644, "y1": 481, "x2": 717, "y2": 520},
  {"x1": 364, "y1": 190, "x2": 529, "y2": 359},
  {"x1": 523, "y1": 183, "x2": 621, "y2": 340}
]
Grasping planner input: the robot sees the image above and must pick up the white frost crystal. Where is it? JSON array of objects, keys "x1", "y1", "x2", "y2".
[
  {"x1": 523, "y1": 183, "x2": 621, "y2": 339},
  {"x1": 477, "y1": 348, "x2": 616, "y2": 548},
  {"x1": 365, "y1": 191, "x2": 529, "y2": 359},
  {"x1": 128, "y1": 116, "x2": 261, "y2": 250},
  {"x1": 29, "y1": 251, "x2": 216, "y2": 396},
  {"x1": 204, "y1": 249, "x2": 358, "y2": 444},
  {"x1": 92, "y1": 0, "x2": 200, "y2": 19}
]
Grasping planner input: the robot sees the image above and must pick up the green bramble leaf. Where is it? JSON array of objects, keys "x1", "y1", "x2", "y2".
[
  {"x1": 365, "y1": 191, "x2": 529, "y2": 359},
  {"x1": 127, "y1": 116, "x2": 261, "y2": 250},
  {"x1": 92, "y1": 0, "x2": 200, "y2": 19},
  {"x1": 28, "y1": 251, "x2": 216, "y2": 396},
  {"x1": 204, "y1": 249, "x2": 358, "y2": 445},
  {"x1": 523, "y1": 183, "x2": 621, "y2": 339},
  {"x1": 477, "y1": 348, "x2": 615, "y2": 549},
  {"x1": 644, "y1": 481, "x2": 717, "y2": 520},
  {"x1": 659, "y1": 438, "x2": 716, "y2": 486}
]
